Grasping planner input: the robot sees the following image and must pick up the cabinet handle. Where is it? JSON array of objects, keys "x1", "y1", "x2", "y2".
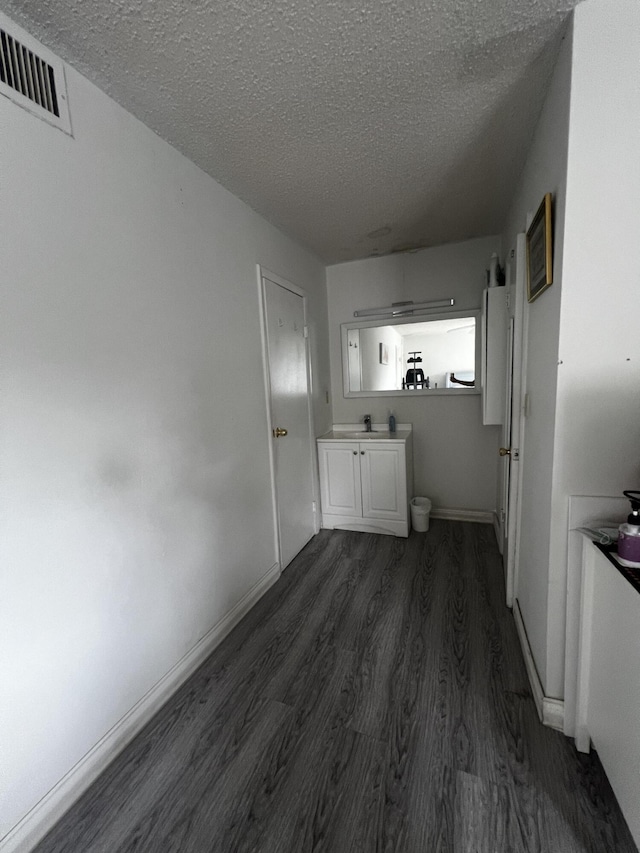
[
  {"x1": 353, "y1": 450, "x2": 357, "y2": 455},
  {"x1": 361, "y1": 451, "x2": 365, "y2": 455}
]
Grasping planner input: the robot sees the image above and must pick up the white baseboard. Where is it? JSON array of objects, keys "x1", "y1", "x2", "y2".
[
  {"x1": 542, "y1": 697, "x2": 565, "y2": 731},
  {"x1": 513, "y1": 599, "x2": 545, "y2": 721},
  {"x1": 430, "y1": 507, "x2": 494, "y2": 525},
  {"x1": 1, "y1": 563, "x2": 281, "y2": 853},
  {"x1": 493, "y1": 512, "x2": 503, "y2": 554},
  {"x1": 322, "y1": 516, "x2": 408, "y2": 537},
  {"x1": 513, "y1": 599, "x2": 564, "y2": 732}
]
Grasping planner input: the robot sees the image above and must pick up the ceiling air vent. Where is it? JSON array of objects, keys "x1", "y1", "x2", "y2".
[{"x1": 0, "y1": 11, "x2": 71, "y2": 135}]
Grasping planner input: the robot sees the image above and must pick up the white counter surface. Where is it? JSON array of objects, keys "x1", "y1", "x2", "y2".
[
  {"x1": 318, "y1": 423, "x2": 412, "y2": 442},
  {"x1": 318, "y1": 428, "x2": 411, "y2": 442}
]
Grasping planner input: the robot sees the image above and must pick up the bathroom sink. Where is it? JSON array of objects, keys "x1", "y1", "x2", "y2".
[
  {"x1": 318, "y1": 426, "x2": 409, "y2": 442},
  {"x1": 332, "y1": 430, "x2": 393, "y2": 440}
]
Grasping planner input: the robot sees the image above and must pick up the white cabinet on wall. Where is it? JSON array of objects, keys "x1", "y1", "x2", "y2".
[
  {"x1": 481, "y1": 287, "x2": 508, "y2": 425},
  {"x1": 317, "y1": 427, "x2": 413, "y2": 537}
]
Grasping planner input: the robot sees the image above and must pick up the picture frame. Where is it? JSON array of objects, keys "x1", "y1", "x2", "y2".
[
  {"x1": 526, "y1": 192, "x2": 553, "y2": 303},
  {"x1": 379, "y1": 342, "x2": 389, "y2": 365}
]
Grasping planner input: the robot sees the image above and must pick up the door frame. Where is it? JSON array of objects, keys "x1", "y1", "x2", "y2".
[
  {"x1": 504, "y1": 233, "x2": 527, "y2": 607},
  {"x1": 257, "y1": 265, "x2": 319, "y2": 571},
  {"x1": 499, "y1": 315, "x2": 515, "y2": 551}
]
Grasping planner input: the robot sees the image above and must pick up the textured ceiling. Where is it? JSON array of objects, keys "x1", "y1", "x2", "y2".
[{"x1": 4, "y1": 0, "x2": 580, "y2": 263}]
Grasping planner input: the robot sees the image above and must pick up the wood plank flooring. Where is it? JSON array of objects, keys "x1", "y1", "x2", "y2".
[{"x1": 33, "y1": 522, "x2": 637, "y2": 852}]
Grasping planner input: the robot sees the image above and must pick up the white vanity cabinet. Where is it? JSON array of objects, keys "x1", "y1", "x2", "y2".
[
  {"x1": 318, "y1": 442, "x2": 363, "y2": 517},
  {"x1": 317, "y1": 428, "x2": 413, "y2": 537},
  {"x1": 574, "y1": 543, "x2": 640, "y2": 847}
]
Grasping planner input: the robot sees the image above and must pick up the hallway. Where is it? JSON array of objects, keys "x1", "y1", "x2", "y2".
[{"x1": 33, "y1": 523, "x2": 636, "y2": 852}]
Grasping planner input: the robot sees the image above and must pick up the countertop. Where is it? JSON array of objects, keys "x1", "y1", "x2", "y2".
[{"x1": 317, "y1": 428, "x2": 412, "y2": 442}]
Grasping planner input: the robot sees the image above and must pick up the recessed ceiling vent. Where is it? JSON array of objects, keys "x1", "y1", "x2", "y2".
[{"x1": 0, "y1": 11, "x2": 71, "y2": 135}]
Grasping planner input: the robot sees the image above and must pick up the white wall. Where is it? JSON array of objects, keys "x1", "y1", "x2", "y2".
[
  {"x1": 547, "y1": 0, "x2": 640, "y2": 697},
  {"x1": 502, "y1": 0, "x2": 640, "y2": 701},
  {"x1": 500, "y1": 21, "x2": 573, "y2": 695},
  {"x1": 360, "y1": 325, "x2": 401, "y2": 390},
  {"x1": 327, "y1": 238, "x2": 501, "y2": 512},
  {"x1": 0, "y1": 53, "x2": 329, "y2": 842}
]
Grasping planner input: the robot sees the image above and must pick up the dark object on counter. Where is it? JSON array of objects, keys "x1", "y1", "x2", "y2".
[{"x1": 618, "y1": 490, "x2": 640, "y2": 568}]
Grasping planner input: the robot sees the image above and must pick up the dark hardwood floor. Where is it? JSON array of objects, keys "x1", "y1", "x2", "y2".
[{"x1": 33, "y1": 522, "x2": 637, "y2": 852}]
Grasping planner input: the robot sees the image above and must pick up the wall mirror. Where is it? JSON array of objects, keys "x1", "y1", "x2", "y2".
[{"x1": 341, "y1": 310, "x2": 481, "y2": 398}]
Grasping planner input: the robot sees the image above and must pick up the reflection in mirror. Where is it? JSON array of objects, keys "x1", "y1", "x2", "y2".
[{"x1": 342, "y1": 311, "x2": 480, "y2": 397}]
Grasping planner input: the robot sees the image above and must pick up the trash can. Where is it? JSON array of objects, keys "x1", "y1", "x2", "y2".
[{"x1": 410, "y1": 497, "x2": 431, "y2": 532}]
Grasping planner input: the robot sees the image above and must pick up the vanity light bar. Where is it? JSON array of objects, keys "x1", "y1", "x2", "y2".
[{"x1": 353, "y1": 298, "x2": 455, "y2": 318}]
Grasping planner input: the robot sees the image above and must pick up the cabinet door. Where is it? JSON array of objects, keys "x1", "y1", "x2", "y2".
[
  {"x1": 318, "y1": 442, "x2": 362, "y2": 516},
  {"x1": 481, "y1": 287, "x2": 508, "y2": 425},
  {"x1": 360, "y1": 443, "x2": 406, "y2": 521}
]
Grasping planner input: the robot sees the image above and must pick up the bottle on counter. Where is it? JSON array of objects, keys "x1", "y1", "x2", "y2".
[
  {"x1": 388, "y1": 410, "x2": 396, "y2": 433},
  {"x1": 617, "y1": 490, "x2": 640, "y2": 568}
]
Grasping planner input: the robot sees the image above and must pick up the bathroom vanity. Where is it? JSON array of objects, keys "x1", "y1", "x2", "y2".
[
  {"x1": 317, "y1": 424, "x2": 413, "y2": 537},
  {"x1": 574, "y1": 541, "x2": 640, "y2": 846}
]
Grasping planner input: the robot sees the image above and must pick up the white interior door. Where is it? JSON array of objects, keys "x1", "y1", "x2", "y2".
[
  {"x1": 502, "y1": 233, "x2": 526, "y2": 606},
  {"x1": 499, "y1": 318, "x2": 514, "y2": 551},
  {"x1": 262, "y1": 273, "x2": 315, "y2": 568}
]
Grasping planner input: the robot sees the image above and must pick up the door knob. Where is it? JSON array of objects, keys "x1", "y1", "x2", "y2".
[
  {"x1": 273, "y1": 427, "x2": 288, "y2": 438},
  {"x1": 499, "y1": 447, "x2": 511, "y2": 457}
]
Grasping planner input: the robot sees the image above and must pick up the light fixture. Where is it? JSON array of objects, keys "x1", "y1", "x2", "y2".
[{"x1": 353, "y1": 298, "x2": 455, "y2": 318}]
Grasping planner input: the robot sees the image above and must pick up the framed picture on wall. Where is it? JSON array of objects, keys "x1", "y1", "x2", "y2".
[
  {"x1": 526, "y1": 192, "x2": 553, "y2": 303},
  {"x1": 379, "y1": 342, "x2": 389, "y2": 365}
]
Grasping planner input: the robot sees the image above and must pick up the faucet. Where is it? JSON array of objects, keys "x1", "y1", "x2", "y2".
[{"x1": 363, "y1": 414, "x2": 372, "y2": 432}]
